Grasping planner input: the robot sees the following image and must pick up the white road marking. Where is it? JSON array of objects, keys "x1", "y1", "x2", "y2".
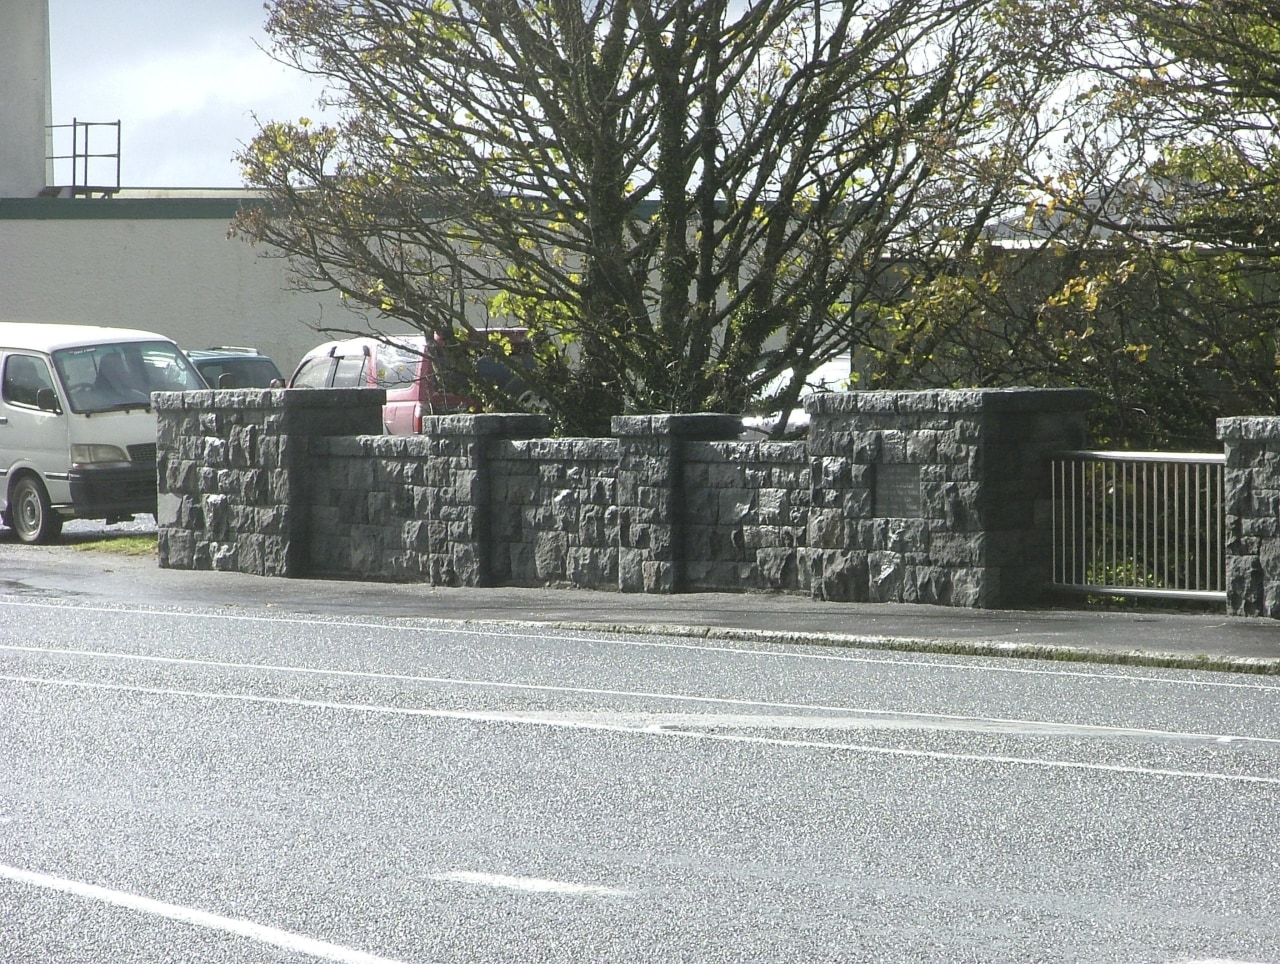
[
  {"x1": 432, "y1": 871, "x2": 626, "y2": 896},
  {"x1": 3, "y1": 597, "x2": 1278, "y2": 692},
  {"x1": 0, "y1": 864, "x2": 407, "y2": 964},
  {"x1": 3, "y1": 672, "x2": 1279, "y2": 786},
  {"x1": 3, "y1": 643, "x2": 1274, "y2": 747}
]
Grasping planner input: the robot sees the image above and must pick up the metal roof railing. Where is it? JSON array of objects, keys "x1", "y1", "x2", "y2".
[{"x1": 46, "y1": 119, "x2": 121, "y2": 197}]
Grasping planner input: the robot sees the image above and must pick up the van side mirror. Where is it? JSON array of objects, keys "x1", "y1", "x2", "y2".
[{"x1": 35, "y1": 388, "x2": 61, "y2": 413}]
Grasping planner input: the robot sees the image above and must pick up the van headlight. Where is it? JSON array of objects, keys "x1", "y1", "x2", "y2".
[{"x1": 71, "y1": 444, "x2": 132, "y2": 468}]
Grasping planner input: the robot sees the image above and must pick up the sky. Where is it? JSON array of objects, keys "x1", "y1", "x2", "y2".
[{"x1": 48, "y1": 0, "x2": 331, "y2": 188}]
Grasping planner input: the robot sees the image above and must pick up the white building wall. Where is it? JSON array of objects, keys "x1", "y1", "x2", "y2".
[
  {"x1": 0, "y1": 0, "x2": 53, "y2": 197},
  {"x1": 0, "y1": 200, "x2": 370, "y2": 373}
]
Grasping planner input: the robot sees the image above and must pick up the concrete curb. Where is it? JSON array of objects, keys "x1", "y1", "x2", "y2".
[
  {"x1": 471, "y1": 619, "x2": 1280, "y2": 676},
  {"x1": 7, "y1": 539, "x2": 1279, "y2": 676}
]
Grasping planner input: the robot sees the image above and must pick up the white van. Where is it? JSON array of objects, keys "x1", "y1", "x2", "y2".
[{"x1": 0, "y1": 323, "x2": 207, "y2": 544}]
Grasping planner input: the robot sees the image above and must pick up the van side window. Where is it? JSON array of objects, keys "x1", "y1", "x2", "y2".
[{"x1": 2, "y1": 354, "x2": 56, "y2": 409}]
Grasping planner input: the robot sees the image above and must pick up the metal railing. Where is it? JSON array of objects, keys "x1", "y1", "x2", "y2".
[
  {"x1": 46, "y1": 119, "x2": 121, "y2": 197},
  {"x1": 1050, "y1": 450, "x2": 1226, "y2": 602}
]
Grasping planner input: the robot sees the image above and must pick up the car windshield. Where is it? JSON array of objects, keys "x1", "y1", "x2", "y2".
[{"x1": 53, "y1": 340, "x2": 206, "y2": 414}]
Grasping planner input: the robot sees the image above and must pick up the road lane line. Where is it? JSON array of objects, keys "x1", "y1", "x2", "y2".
[
  {"x1": 4, "y1": 673, "x2": 1279, "y2": 786},
  {"x1": 2, "y1": 645, "x2": 1277, "y2": 747},
  {"x1": 432, "y1": 871, "x2": 626, "y2": 896},
  {"x1": 3, "y1": 598, "x2": 1278, "y2": 691},
  {"x1": 0, "y1": 864, "x2": 407, "y2": 964}
]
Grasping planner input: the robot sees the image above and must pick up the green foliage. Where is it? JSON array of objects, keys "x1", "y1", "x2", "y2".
[
  {"x1": 72, "y1": 534, "x2": 158, "y2": 556},
  {"x1": 857, "y1": 237, "x2": 1280, "y2": 448},
  {"x1": 848, "y1": 0, "x2": 1280, "y2": 449}
]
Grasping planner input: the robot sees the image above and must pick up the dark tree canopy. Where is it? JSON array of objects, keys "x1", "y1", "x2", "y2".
[
  {"x1": 854, "y1": 0, "x2": 1280, "y2": 448},
  {"x1": 1048, "y1": 0, "x2": 1280, "y2": 446}
]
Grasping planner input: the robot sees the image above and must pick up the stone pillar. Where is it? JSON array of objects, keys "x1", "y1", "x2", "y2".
[
  {"x1": 1217, "y1": 417, "x2": 1280, "y2": 618},
  {"x1": 417, "y1": 413, "x2": 549, "y2": 586},
  {"x1": 612, "y1": 414, "x2": 743, "y2": 593},
  {"x1": 155, "y1": 388, "x2": 384, "y2": 576},
  {"x1": 806, "y1": 388, "x2": 1093, "y2": 608}
]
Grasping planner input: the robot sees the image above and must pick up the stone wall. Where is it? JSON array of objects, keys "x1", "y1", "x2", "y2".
[
  {"x1": 611, "y1": 414, "x2": 745, "y2": 593},
  {"x1": 1219, "y1": 417, "x2": 1280, "y2": 617},
  {"x1": 807, "y1": 389, "x2": 1093, "y2": 607},
  {"x1": 490, "y1": 436, "x2": 619, "y2": 588},
  {"x1": 683, "y1": 440, "x2": 810, "y2": 592},
  {"x1": 155, "y1": 388, "x2": 384, "y2": 576},
  {"x1": 304, "y1": 414, "x2": 551, "y2": 585},
  {"x1": 156, "y1": 387, "x2": 1100, "y2": 608}
]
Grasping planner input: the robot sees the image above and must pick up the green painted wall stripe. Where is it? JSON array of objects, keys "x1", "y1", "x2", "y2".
[
  {"x1": 0, "y1": 195, "x2": 665, "y2": 221},
  {"x1": 0, "y1": 197, "x2": 270, "y2": 220}
]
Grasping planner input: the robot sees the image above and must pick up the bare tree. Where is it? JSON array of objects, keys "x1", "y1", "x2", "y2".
[{"x1": 236, "y1": 0, "x2": 1058, "y2": 434}]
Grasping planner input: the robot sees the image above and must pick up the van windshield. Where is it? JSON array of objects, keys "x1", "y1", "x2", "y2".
[{"x1": 53, "y1": 341, "x2": 206, "y2": 414}]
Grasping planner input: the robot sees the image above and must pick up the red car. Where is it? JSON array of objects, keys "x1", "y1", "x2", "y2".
[{"x1": 287, "y1": 329, "x2": 532, "y2": 434}]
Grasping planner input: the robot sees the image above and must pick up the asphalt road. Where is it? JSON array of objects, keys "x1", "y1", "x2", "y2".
[
  {"x1": 2, "y1": 596, "x2": 1279, "y2": 963},
  {"x1": 7, "y1": 517, "x2": 1280, "y2": 673}
]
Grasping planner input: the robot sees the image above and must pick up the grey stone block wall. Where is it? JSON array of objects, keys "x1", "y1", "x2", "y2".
[
  {"x1": 308, "y1": 433, "x2": 440, "y2": 582},
  {"x1": 154, "y1": 388, "x2": 385, "y2": 576},
  {"x1": 612, "y1": 414, "x2": 744, "y2": 593},
  {"x1": 1218, "y1": 417, "x2": 1280, "y2": 617},
  {"x1": 489, "y1": 437, "x2": 620, "y2": 588},
  {"x1": 683, "y1": 440, "x2": 810, "y2": 592},
  {"x1": 156, "y1": 387, "x2": 1106, "y2": 610},
  {"x1": 806, "y1": 388, "x2": 1093, "y2": 607},
  {"x1": 309, "y1": 414, "x2": 550, "y2": 584}
]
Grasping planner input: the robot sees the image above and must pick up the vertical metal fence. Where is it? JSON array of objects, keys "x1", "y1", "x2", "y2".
[{"x1": 1050, "y1": 450, "x2": 1226, "y2": 602}]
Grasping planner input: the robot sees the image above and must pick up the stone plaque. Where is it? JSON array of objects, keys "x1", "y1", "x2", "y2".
[{"x1": 874, "y1": 463, "x2": 922, "y2": 518}]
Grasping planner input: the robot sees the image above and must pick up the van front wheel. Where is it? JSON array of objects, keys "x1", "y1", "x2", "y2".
[{"x1": 11, "y1": 476, "x2": 63, "y2": 545}]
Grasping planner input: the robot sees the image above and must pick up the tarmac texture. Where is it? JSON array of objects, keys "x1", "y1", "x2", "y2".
[{"x1": 3, "y1": 531, "x2": 1279, "y2": 675}]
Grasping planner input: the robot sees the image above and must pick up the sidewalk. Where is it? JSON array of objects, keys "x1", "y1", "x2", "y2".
[{"x1": 3, "y1": 538, "x2": 1279, "y2": 674}]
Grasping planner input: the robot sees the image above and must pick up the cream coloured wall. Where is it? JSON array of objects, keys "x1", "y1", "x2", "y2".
[
  {"x1": 0, "y1": 0, "x2": 53, "y2": 197},
  {"x1": 0, "y1": 197, "x2": 388, "y2": 375}
]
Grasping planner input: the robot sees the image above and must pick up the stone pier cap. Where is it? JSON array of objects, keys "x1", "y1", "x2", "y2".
[{"x1": 805, "y1": 387, "x2": 1097, "y2": 415}]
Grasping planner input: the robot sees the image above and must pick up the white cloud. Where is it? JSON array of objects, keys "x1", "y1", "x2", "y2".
[
  {"x1": 49, "y1": 0, "x2": 331, "y2": 187},
  {"x1": 85, "y1": 44, "x2": 323, "y2": 125}
]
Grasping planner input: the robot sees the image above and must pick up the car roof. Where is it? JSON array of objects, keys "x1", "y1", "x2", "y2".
[
  {"x1": 185, "y1": 346, "x2": 270, "y2": 360},
  {"x1": 0, "y1": 322, "x2": 178, "y2": 353},
  {"x1": 297, "y1": 328, "x2": 529, "y2": 362},
  {"x1": 298, "y1": 335, "x2": 425, "y2": 360}
]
